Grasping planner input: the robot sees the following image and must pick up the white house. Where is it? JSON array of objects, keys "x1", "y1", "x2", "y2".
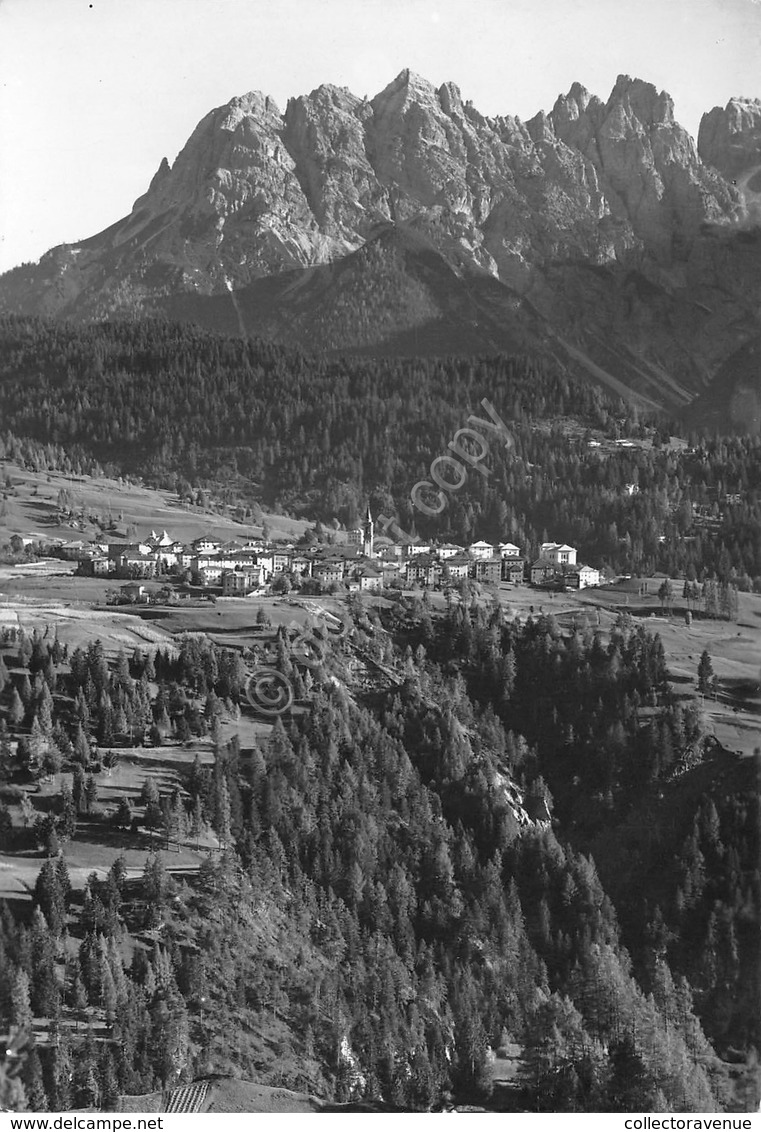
[
  {"x1": 255, "y1": 553, "x2": 275, "y2": 578},
  {"x1": 193, "y1": 553, "x2": 258, "y2": 584},
  {"x1": 192, "y1": 536, "x2": 220, "y2": 555},
  {"x1": 272, "y1": 551, "x2": 292, "y2": 573},
  {"x1": 444, "y1": 556, "x2": 471, "y2": 581},
  {"x1": 197, "y1": 563, "x2": 223, "y2": 586},
  {"x1": 540, "y1": 542, "x2": 577, "y2": 566},
  {"x1": 357, "y1": 566, "x2": 383, "y2": 592},
  {"x1": 222, "y1": 566, "x2": 266, "y2": 596},
  {"x1": 314, "y1": 561, "x2": 345, "y2": 586},
  {"x1": 436, "y1": 543, "x2": 465, "y2": 559},
  {"x1": 569, "y1": 565, "x2": 600, "y2": 589},
  {"x1": 498, "y1": 542, "x2": 521, "y2": 558},
  {"x1": 469, "y1": 540, "x2": 496, "y2": 560}
]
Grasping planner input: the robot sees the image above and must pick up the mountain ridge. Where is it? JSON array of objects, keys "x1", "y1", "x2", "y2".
[{"x1": 1, "y1": 71, "x2": 759, "y2": 427}]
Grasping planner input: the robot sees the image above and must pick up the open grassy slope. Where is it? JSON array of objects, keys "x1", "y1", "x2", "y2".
[{"x1": 0, "y1": 457, "x2": 310, "y2": 547}]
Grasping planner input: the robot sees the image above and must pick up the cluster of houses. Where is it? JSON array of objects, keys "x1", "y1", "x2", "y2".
[{"x1": 76, "y1": 515, "x2": 601, "y2": 597}]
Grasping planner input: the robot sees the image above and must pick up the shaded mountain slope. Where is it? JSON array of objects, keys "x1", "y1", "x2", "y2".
[
  {"x1": 157, "y1": 218, "x2": 759, "y2": 415},
  {"x1": 161, "y1": 223, "x2": 550, "y2": 360},
  {"x1": 685, "y1": 329, "x2": 761, "y2": 435}
]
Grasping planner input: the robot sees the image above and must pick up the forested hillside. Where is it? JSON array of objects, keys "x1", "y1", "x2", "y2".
[
  {"x1": 1, "y1": 316, "x2": 760, "y2": 582},
  {"x1": 0, "y1": 597, "x2": 758, "y2": 1111}
]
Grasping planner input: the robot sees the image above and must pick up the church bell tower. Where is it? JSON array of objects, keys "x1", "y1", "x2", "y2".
[{"x1": 363, "y1": 504, "x2": 374, "y2": 558}]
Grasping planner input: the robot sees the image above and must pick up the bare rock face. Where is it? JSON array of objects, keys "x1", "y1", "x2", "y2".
[
  {"x1": 698, "y1": 98, "x2": 761, "y2": 230},
  {"x1": 551, "y1": 75, "x2": 734, "y2": 259},
  {"x1": 282, "y1": 85, "x2": 383, "y2": 243},
  {"x1": 0, "y1": 68, "x2": 741, "y2": 314},
  {"x1": 699, "y1": 97, "x2": 761, "y2": 179},
  {"x1": 0, "y1": 69, "x2": 758, "y2": 425},
  {"x1": 121, "y1": 91, "x2": 330, "y2": 288}
]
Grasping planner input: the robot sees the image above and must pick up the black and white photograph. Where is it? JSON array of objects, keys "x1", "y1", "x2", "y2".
[{"x1": 0, "y1": 0, "x2": 759, "y2": 1118}]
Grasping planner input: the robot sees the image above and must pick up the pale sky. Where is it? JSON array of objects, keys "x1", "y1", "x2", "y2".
[{"x1": 0, "y1": 0, "x2": 759, "y2": 273}]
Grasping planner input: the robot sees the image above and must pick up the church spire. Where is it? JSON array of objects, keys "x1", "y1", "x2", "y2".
[{"x1": 363, "y1": 504, "x2": 374, "y2": 558}]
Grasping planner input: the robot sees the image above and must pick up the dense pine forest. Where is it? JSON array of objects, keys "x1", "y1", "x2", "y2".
[
  {"x1": 0, "y1": 595, "x2": 758, "y2": 1111},
  {"x1": 1, "y1": 315, "x2": 761, "y2": 582},
  {"x1": 0, "y1": 313, "x2": 759, "y2": 1112}
]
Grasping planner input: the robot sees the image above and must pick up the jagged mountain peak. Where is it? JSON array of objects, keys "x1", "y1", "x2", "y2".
[
  {"x1": 566, "y1": 80, "x2": 594, "y2": 106},
  {"x1": 553, "y1": 81, "x2": 599, "y2": 116},
  {"x1": 437, "y1": 80, "x2": 465, "y2": 115},
  {"x1": 209, "y1": 89, "x2": 283, "y2": 131},
  {"x1": 606, "y1": 73, "x2": 675, "y2": 125},
  {"x1": 698, "y1": 95, "x2": 761, "y2": 179},
  {"x1": 289, "y1": 82, "x2": 364, "y2": 112},
  {"x1": 0, "y1": 68, "x2": 758, "y2": 431},
  {"x1": 380, "y1": 67, "x2": 438, "y2": 95},
  {"x1": 703, "y1": 94, "x2": 761, "y2": 119},
  {"x1": 371, "y1": 68, "x2": 443, "y2": 115},
  {"x1": 144, "y1": 155, "x2": 172, "y2": 193}
]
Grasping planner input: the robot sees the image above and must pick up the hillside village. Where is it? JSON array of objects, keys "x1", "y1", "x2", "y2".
[
  {"x1": 0, "y1": 29, "x2": 760, "y2": 1113},
  {"x1": 70, "y1": 509, "x2": 601, "y2": 601},
  {"x1": 0, "y1": 476, "x2": 758, "y2": 1116}
]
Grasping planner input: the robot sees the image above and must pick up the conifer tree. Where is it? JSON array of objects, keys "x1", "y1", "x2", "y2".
[
  {"x1": 8, "y1": 688, "x2": 24, "y2": 728},
  {"x1": 10, "y1": 968, "x2": 33, "y2": 1030},
  {"x1": 697, "y1": 650, "x2": 715, "y2": 696}
]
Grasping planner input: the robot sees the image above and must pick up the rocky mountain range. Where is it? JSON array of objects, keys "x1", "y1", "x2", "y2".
[{"x1": 1, "y1": 71, "x2": 760, "y2": 427}]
